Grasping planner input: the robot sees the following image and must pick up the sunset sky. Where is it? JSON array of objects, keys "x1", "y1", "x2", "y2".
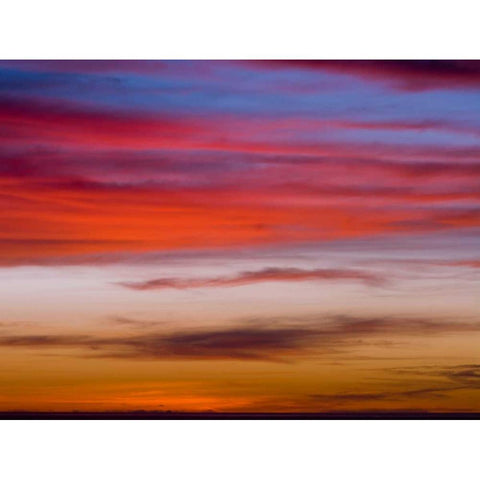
[{"x1": 0, "y1": 60, "x2": 479, "y2": 413}]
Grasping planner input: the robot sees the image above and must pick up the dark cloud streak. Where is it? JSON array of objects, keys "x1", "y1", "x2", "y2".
[
  {"x1": 1, "y1": 316, "x2": 479, "y2": 362},
  {"x1": 117, "y1": 267, "x2": 386, "y2": 291},
  {"x1": 244, "y1": 60, "x2": 480, "y2": 91}
]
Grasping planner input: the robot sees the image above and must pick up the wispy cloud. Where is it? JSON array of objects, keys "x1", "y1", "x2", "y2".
[
  {"x1": 447, "y1": 260, "x2": 480, "y2": 269},
  {"x1": 308, "y1": 364, "x2": 480, "y2": 406},
  {"x1": 390, "y1": 364, "x2": 480, "y2": 386},
  {"x1": 117, "y1": 267, "x2": 386, "y2": 291},
  {"x1": 244, "y1": 60, "x2": 480, "y2": 91},
  {"x1": 309, "y1": 386, "x2": 461, "y2": 404},
  {"x1": 106, "y1": 317, "x2": 165, "y2": 330},
  {"x1": 0, "y1": 316, "x2": 479, "y2": 362}
]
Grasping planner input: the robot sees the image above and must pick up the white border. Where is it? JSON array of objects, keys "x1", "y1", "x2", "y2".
[
  {"x1": 0, "y1": 421, "x2": 478, "y2": 480},
  {"x1": 2, "y1": 0, "x2": 479, "y2": 58}
]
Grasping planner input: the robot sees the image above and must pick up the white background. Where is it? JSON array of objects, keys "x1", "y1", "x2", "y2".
[
  {"x1": 1, "y1": 421, "x2": 479, "y2": 479},
  {"x1": 1, "y1": 0, "x2": 479, "y2": 58},
  {"x1": 1, "y1": 1, "x2": 479, "y2": 478}
]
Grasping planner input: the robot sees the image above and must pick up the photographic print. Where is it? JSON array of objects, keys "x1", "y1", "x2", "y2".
[{"x1": 0, "y1": 60, "x2": 479, "y2": 419}]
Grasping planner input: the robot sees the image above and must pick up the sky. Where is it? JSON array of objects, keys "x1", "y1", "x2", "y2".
[{"x1": 0, "y1": 60, "x2": 479, "y2": 413}]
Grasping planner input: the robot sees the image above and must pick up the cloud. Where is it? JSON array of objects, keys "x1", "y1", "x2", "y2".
[
  {"x1": 0, "y1": 97, "x2": 199, "y2": 150},
  {"x1": 444, "y1": 365, "x2": 480, "y2": 384},
  {"x1": 2, "y1": 92, "x2": 480, "y2": 269},
  {"x1": 117, "y1": 267, "x2": 386, "y2": 291},
  {"x1": 1, "y1": 94, "x2": 479, "y2": 269},
  {"x1": 0, "y1": 60, "x2": 168, "y2": 75},
  {"x1": 392, "y1": 364, "x2": 480, "y2": 387},
  {"x1": 331, "y1": 119, "x2": 480, "y2": 137},
  {"x1": 309, "y1": 386, "x2": 460, "y2": 405},
  {"x1": 4, "y1": 60, "x2": 480, "y2": 92},
  {"x1": 106, "y1": 317, "x2": 163, "y2": 329},
  {"x1": 447, "y1": 260, "x2": 480, "y2": 269},
  {"x1": 0, "y1": 335, "x2": 93, "y2": 347},
  {"x1": 308, "y1": 364, "x2": 480, "y2": 407},
  {"x1": 244, "y1": 60, "x2": 480, "y2": 91},
  {"x1": 0, "y1": 327, "x2": 313, "y2": 361},
  {"x1": 0, "y1": 316, "x2": 479, "y2": 362}
]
